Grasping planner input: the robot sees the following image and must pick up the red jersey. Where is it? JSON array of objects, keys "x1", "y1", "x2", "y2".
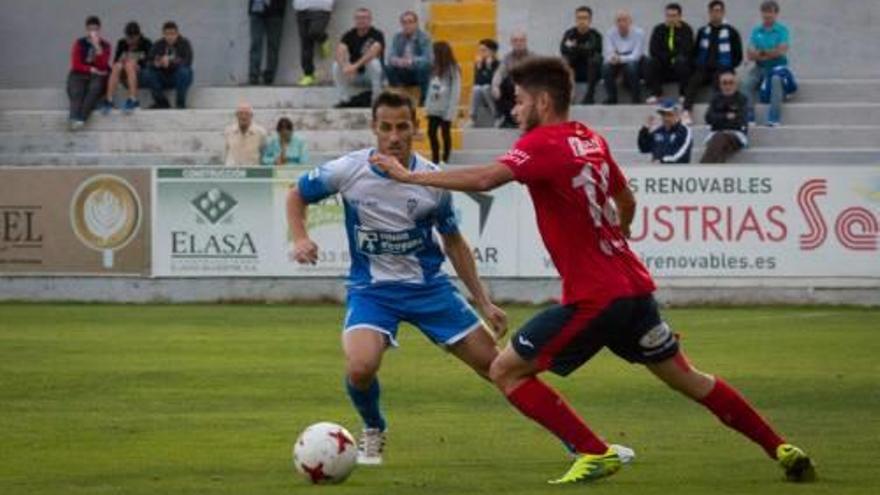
[{"x1": 498, "y1": 121, "x2": 656, "y2": 305}]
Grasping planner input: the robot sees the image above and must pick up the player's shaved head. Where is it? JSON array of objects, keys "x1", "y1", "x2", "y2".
[{"x1": 509, "y1": 56, "x2": 573, "y2": 116}]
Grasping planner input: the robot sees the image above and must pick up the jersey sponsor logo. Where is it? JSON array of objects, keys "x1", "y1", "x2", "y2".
[
  {"x1": 639, "y1": 322, "x2": 672, "y2": 350},
  {"x1": 567, "y1": 136, "x2": 603, "y2": 158},
  {"x1": 355, "y1": 226, "x2": 427, "y2": 256},
  {"x1": 502, "y1": 148, "x2": 530, "y2": 167}
]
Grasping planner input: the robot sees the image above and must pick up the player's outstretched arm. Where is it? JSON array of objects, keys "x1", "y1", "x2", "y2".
[
  {"x1": 285, "y1": 186, "x2": 319, "y2": 265},
  {"x1": 441, "y1": 231, "x2": 508, "y2": 338},
  {"x1": 370, "y1": 153, "x2": 514, "y2": 192}
]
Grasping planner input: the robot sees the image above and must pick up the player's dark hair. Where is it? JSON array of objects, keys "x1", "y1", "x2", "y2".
[
  {"x1": 162, "y1": 21, "x2": 178, "y2": 32},
  {"x1": 708, "y1": 0, "x2": 725, "y2": 11},
  {"x1": 85, "y1": 16, "x2": 101, "y2": 28},
  {"x1": 124, "y1": 21, "x2": 141, "y2": 38},
  {"x1": 478, "y1": 38, "x2": 498, "y2": 53},
  {"x1": 666, "y1": 3, "x2": 683, "y2": 14},
  {"x1": 371, "y1": 91, "x2": 416, "y2": 122},
  {"x1": 576, "y1": 6, "x2": 593, "y2": 17},
  {"x1": 508, "y1": 56, "x2": 573, "y2": 115}
]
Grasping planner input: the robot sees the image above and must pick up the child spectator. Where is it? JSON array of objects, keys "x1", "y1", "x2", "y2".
[
  {"x1": 469, "y1": 38, "x2": 499, "y2": 127},
  {"x1": 638, "y1": 98, "x2": 693, "y2": 163},
  {"x1": 144, "y1": 21, "x2": 194, "y2": 109},
  {"x1": 101, "y1": 21, "x2": 152, "y2": 115},
  {"x1": 261, "y1": 117, "x2": 308, "y2": 166},
  {"x1": 425, "y1": 42, "x2": 461, "y2": 165},
  {"x1": 67, "y1": 16, "x2": 111, "y2": 130}
]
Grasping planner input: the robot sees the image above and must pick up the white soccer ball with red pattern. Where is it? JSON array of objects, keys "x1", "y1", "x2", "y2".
[{"x1": 293, "y1": 422, "x2": 357, "y2": 484}]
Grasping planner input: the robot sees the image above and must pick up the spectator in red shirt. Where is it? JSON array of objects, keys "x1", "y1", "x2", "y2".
[{"x1": 67, "y1": 16, "x2": 111, "y2": 130}]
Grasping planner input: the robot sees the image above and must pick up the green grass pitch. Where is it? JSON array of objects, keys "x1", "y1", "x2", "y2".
[{"x1": 1, "y1": 303, "x2": 877, "y2": 494}]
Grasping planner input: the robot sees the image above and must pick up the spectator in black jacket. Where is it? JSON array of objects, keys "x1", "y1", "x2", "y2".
[
  {"x1": 560, "y1": 6, "x2": 603, "y2": 104},
  {"x1": 248, "y1": 0, "x2": 286, "y2": 85},
  {"x1": 700, "y1": 70, "x2": 749, "y2": 163},
  {"x1": 101, "y1": 21, "x2": 152, "y2": 115},
  {"x1": 646, "y1": 3, "x2": 693, "y2": 104},
  {"x1": 144, "y1": 21, "x2": 194, "y2": 109},
  {"x1": 469, "y1": 38, "x2": 499, "y2": 127},
  {"x1": 638, "y1": 98, "x2": 693, "y2": 164},
  {"x1": 683, "y1": 0, "x2": 743, "y2": 123}
]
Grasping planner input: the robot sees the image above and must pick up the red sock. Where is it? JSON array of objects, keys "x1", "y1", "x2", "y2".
[
  {"x1": 506, "y1": 378, "x2": 607, "y2": 455},
  {"x1": 699, "y1": 377, "x2": 785, "y2": 458}
]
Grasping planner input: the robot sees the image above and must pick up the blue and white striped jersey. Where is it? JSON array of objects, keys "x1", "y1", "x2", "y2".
[{"x1": 297, "y1": 148, "x2": 459, "y2": 290}]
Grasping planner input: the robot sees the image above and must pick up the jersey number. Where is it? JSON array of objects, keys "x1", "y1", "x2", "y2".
[{"x1": 571, "y1": 159, "x2": 624, "y2": 256}]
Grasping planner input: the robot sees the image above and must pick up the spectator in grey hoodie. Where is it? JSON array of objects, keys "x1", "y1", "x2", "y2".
[
  {"x1": 425, "y1": 42, "x2": 461, "y2": 165},
  {"x1": 601, "y1": 9, "x2": 647, "y2": 104}
]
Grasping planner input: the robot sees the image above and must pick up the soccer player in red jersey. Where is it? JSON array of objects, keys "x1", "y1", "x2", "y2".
[{"x1": 370, "y1": 56, "x2": 816, "y2": 485}]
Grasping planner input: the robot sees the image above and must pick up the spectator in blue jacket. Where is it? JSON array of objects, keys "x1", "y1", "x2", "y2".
[
  {"x1": 743, "y1": 0, "x2": 792, "y2": 126},
  {"x1": 386, "y1": 11, "x2": 433, "y2": 105},
  {"x1": 682, "y1": 1, "x2": 742, "y2": 124},
  {"x1": 638, "y1": 98, "x2": 693, "y2": 164}
]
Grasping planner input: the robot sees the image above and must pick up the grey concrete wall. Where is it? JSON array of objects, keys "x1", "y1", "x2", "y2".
[
  {"x1": 497, "y1": 0, "x2": 880, "y2": 79},
  {"x1": 0, "y1": 0, "x2": 421, "y2": 88}
]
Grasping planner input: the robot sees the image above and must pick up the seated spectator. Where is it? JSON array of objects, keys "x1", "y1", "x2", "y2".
[
  {"x1": 638, "y1": 98, "x2": 692, "y2": 163},
  {"x1": 425, "y1": 42, "x2": 461, "y2": 165},
  {"x1": 67, "y1": 16, "x2": 111, "y2": 130},
  {"x1": 386, "y1": 11, "x2": 433, "y2": 105},
  {"x1": 224, "y1": 102, "x2": 267, "y2": 166},
  {"x1": 601, "y1": 10, "x2": 647, "y2": 104},
  {"x1": 294, "y1": 0, "x2": 334, "y2": 86},
  {"x1": 469, "y1": 38, "x2": 499, "y2": 127},
  {"x1": 743, "y1": 0, "x2": 793, "y2": 126},
  {"x1": 646, "y1": 3, "x2": 694, "y2": 104},
  {"x1": 248, "y1": 0, "x2": 287, "y2": 85},
  {"x1": 560, "y1": 6, "x2": 603, "y2": 104},
  {"x1": 261, "y1": 117, "x2": 308, "y2": 166},
  {"x1": 683, "y1": 0, "x2": 743, "y2": 124},
  {"x1": 332, "y1": 7, "x2": 385, "y2": 108},
  {"x1": 101, "y1": 21, "x2": 152, "y2": 115},
  {"x1": 144, "y1": 21, "x2": 194, "y2": 109},
  {"x1": 700, "y1": 70, "x2": 748, "y2": 163},
  {"x1": 492, "y1": 30, "x2": 531, "y2": 127}
]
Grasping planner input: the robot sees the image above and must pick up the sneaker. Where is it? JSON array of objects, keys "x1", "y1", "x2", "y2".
[
  {"x1": 609, "y1": 444, "x2": 636, "y2": 464},
  {"x1": 766, "y1": 120, "x2": 781, "y2": 128},
  {"x1": 356, "y1": 427, "x2": 385, "y2": 466},
  {"x1": 681, "y1": 110, "x2": 693, "y2": 125},
  {"x1": 298, "y1": 74, "x2": 316, "y2": 86},
  {"x1": 122, "y1": 98, "x2": 140, "y2": 115},
  {"x1": 645, "y1": 96, "x2": 659, "y2": 105},
  {"x1": 99, "y1": 99, "x2": 113, "y2": 116},
  {"x1": 777, "y1": 444, "x2": 817, "y2": 482},
  {"x1": 548, "y1": 448, "x2": 622, "y2": 485},
  {"x1": 68, "y1": 119, "x2": 85, "y2": 131}
]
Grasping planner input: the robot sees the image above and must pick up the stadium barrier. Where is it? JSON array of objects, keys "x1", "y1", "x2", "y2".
[{"x1": 2, "y1": 165, "x2": 879, "y2": 285}]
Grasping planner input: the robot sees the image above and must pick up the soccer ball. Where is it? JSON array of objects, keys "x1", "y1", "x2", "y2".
[{"x1": 292, "y1": 422, "x2": 358, "y2": 484}]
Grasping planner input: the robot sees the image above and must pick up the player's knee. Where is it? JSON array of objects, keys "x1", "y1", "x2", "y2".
[
  {"x1": 488, "y1": 358, "x2": 515, "y2": 391},
  {"x1": 346, "y1": 360, "x2": 378, "y2": 388}
]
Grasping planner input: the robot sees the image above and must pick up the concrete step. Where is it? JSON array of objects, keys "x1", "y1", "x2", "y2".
[
  {"x1": 0, "y1": 130, "x2": 375, "y2": 154},
  {"x1": 461, "y1": 125, "x2": 880, "y2": 150},
  {"x1": 0, "y1": 152, "x2": 222, "y2": 167},
  {"x1": 0, "y1": 86, "x2": 339, "y2": 111},
  {"x1": 0, "y1": 109, "x2": 372, "y2": 133},
  {"x1": 449, "y1": 148, "x2": 880, "y2": 165},
  {"x1": 571, "y1": 103, "x2": 880, "y2": 127},
  {"x1": 3, "y1": 79, "x2": 878, "y2": 110}
]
